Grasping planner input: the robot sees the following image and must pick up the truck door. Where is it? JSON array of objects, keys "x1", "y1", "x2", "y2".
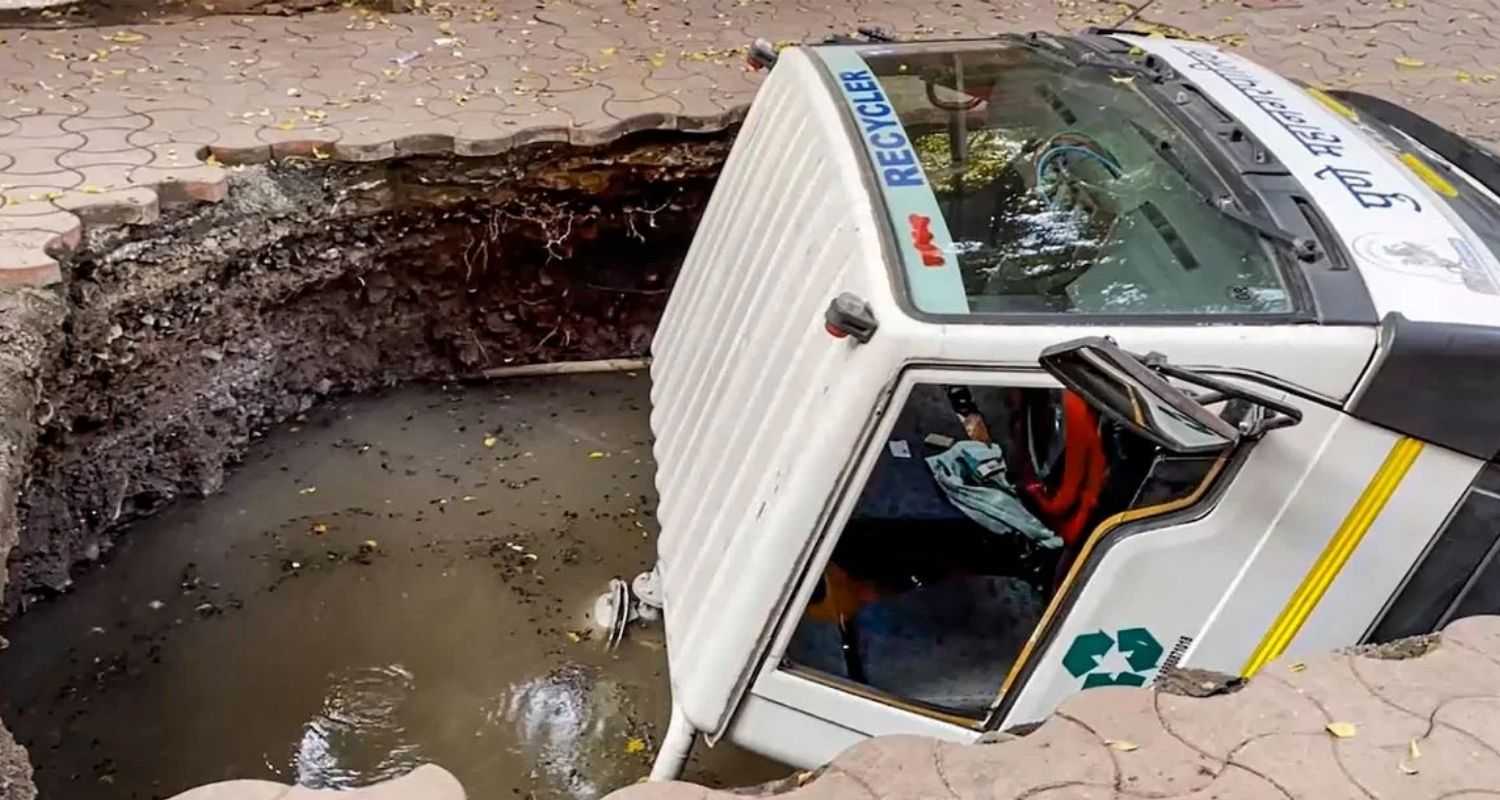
[{"x1": 736, "y1": 358, "x2": 1305, "y2": 766}]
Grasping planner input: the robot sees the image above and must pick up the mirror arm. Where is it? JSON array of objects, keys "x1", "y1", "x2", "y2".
[
  {"x1": 1151, "y1": 362, "x2": 1304, "y2": 429},
  {"x1": 1186, "y1": 389, "x2": 1229, "y2": 406}
]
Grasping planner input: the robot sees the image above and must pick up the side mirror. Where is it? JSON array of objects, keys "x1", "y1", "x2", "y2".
[{"x1": 1039, "y1": 337, "x2": 1241, "y2": 455}]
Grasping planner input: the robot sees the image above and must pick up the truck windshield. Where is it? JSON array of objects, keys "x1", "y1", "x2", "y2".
[{"x1": 816, "y1": 42, "x2": 1295, "y2": 317}]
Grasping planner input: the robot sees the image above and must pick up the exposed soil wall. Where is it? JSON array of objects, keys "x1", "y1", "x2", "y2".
[
  {"x1": 0, "y1": 129, "x2": 730, "y2": 800},
  {"x1": 5, "y1": 131, "x2": 731, "y2": 617}
]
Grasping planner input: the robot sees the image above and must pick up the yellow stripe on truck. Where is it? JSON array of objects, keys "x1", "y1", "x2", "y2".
[
  {"x1": 1241, "y1": 437, "x2": 1424, "y2": 676},
  {"x1": 1398, "y1": 152, "x2": 1459, "y2": 198}
]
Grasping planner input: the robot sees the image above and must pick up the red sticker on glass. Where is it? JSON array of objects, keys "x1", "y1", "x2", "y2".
[{"x1": 908, "y1": 213, "x2": 945, "y2": 267}]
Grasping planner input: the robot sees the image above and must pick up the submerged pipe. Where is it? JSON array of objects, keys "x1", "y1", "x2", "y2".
[
  {"x1": 473, "y1": 358, "x2": 650, "y2": 380},
  {"x1": 649, "y1": 703, "x2": 697, "y2": 781}
]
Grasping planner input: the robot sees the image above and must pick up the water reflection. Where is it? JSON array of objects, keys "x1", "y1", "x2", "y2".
[{"x1": 292, "y1": 664, "x2": 424, "y2": 789}]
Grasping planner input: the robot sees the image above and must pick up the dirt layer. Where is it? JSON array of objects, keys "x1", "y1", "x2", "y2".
[{"x1": 6, "y1": 130, "x2": 732, "y2": 617}]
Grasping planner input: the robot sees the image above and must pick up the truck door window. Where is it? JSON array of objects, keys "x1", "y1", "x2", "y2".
[{"x1": 782, "y1": 381, "x2": 1218, "y2": 719}]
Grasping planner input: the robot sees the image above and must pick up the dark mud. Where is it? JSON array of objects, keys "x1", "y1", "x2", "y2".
[{"x1": 7, "y1": 131, "x2": 731, "y2": 617}]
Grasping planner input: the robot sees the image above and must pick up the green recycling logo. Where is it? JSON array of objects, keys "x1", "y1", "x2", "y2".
[{"x1": 1062, "y1": 627, "x2": 1164, "y2": 688}]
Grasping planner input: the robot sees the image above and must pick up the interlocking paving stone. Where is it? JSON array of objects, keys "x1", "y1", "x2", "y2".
[
  {"x1": 3, "y1": 0, "x2": 1499, "y2": 286},
  {"x1": 165, "y1": 763, "x2": 465, "y2": 800},
  {"x1": 605, "y1": 616, "x2": 1500, "y2": 800}
]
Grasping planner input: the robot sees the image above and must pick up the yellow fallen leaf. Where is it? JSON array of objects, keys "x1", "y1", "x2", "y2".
[
  {"x1": 1326, "y1": 721, "x2": 1358, "y2": 738},
  {"x1": 588, "y1": 451, "x2": 606, "y2": 459},
  {"x1": 82, "y1": 185, "x2": 104, "y2": 194},
  {"x1": 624, "y1": 737, "x2": 646, "y2": 754},
  {"x1": 312, "y1": 147, "x2": 331, "y2": 160},
  {"x1": 483, "y1": 435, "x2": 498, "y2": 448},
  {"x1": 363, "y1": 539, "x2": 379, "y2": 549},
  {"x1": 1457, "y1": 70, "x2": 1473, "y2": 83},
  {"x1": 1394, "y1": 56, "x2": 1425, "y2": 69},
  {"x1": 1289, "y1": 662, "x2": 1307, "y2": 673},
  {"x1": 106, "y1": 31, "x2": 145, "y2": 44},
  {"x1": 1106, "y1": 739, "x2": 1139, "y2": 752},
  {"x1": 204, "y1": 153, "x2": 222, "y2": 167},
  {"x1": 275, "y1": 120, "x2": 296, "y2": 131},
  {"x1": 565, "y1": 630, "x2": 581, "y2": 642},
  {"x1": 311, "y1": 522, "x2": 328, "y2": 534},
  {"x1": 1409, "y1": 738, "x2": 1422, "y2": 760},
  {"x1": 437, "y1": 21, "x2": 452, "y2": 33},
  {"x1": 299, "y1": 486, "x2": 317, "y2": 495},
  {"x1": 1400, "y1": 737, "x2": 1422, "y2": 773},
  {"x1": 600, "y1": 46, "x2": 617, "y2": 56}
]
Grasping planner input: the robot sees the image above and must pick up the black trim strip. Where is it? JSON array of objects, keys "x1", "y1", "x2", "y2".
[{"x1": 1351, "y1": 312, "x2": 1500, "y2": 461}]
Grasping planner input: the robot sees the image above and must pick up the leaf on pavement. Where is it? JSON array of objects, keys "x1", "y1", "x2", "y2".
[
  {"x1": 1394, "y1": 56, "x2": 1425, "y2": 68},
  {"x1": 1326, "y1": 721, "x2": 1358, "y2": 738},
  {"x1": 1106, "y1": 739, "x2": 1139, "y2": 752}
]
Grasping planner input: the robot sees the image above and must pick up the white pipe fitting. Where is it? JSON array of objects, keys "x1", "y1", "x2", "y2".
[{"x1": 648, "y1": 703, "x2": 697, "y2": 782}]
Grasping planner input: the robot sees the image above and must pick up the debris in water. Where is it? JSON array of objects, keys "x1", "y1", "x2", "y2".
[
  {"x1": 1326, "y1": 722, "x2": 1357, "y2": 738},
  {"x1": 624, "y1": 737, "x2": 646, "y2": 754},
  {"x1": 483, "y1": 435, "x2": 498, "y2": 448},
  {"x1": 299, "y1": 486, "x2": 318, "y2": 495},
  {"x1": 589, "y1": 451, "x2": 606, "y2": 459},
  {"x1": 361, "y1": 539, "x2": 379, "y2": 552},
  {"x1": 148, "y1": 600, "x2": 165, "y2": 610},
  {"x1": 311, "y1": 523, "x2": 328, "y2": 535}
]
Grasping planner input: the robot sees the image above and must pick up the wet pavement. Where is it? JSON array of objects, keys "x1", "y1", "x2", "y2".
[{"x1": 0, "y1": 373, "x2": 785, "y2": 800}]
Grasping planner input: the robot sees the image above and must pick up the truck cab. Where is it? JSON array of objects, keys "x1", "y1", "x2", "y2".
[{"x1": 642, "y1": 31, "x2": 1500, "y2": 777}]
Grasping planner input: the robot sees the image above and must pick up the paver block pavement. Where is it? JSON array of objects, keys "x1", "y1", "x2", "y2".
[
  {"x1": 165, "y1": 763, "x2": 465, "y2": 800},
  {"x1": 606, "y1": 616, "x2": 1500, "y2": 800},
  {"x1": 4, "y1": 0, "x2": 1500, "y2": 287}
]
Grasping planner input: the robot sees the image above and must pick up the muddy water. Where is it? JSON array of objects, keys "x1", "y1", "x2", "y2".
[{"x1": 0, "y1": 374, "x2": 787, "y2": 800}]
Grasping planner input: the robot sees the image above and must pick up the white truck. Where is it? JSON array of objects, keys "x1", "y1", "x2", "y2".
[{"x1": 634, "y1": 31, "x2": 1500, "y2": 778}]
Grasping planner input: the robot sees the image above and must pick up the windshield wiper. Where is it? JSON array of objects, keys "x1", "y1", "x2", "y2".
[
  {"x1": 1013, "y1": 33, "x2": 1159, "y2": 80},
  {"x1": 1127, "y1": 120, "x2": 1321, "y2": 262}
]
